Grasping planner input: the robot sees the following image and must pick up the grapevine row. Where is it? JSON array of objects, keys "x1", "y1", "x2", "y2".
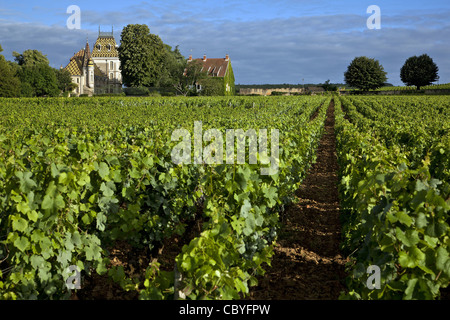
[
  {"x1": 335, "y1": 96, "x2": 449, "y2": 300},
  {"x1": 0, "y1": 96, "x2": 329, "y2": 299}
]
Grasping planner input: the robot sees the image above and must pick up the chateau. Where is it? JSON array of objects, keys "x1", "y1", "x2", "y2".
[{"x1": 64, "y1": 28, "x2": 122, "y2": 96}]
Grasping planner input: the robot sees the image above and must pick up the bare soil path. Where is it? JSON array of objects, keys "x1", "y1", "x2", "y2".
[{"x1": 249, "y1": 99, "x2": 349, "y2": 300}]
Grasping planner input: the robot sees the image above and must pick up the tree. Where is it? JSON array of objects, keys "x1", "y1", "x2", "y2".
[
  {"x1": 17, "y1": 64, "x2": 60, "y2": 97},
  {"x1": 0, "y1": 44, "x2": 21, "y2": 97},
  {"x1": 158, "y1": 45, "x2": 187, "y2": 89},
  {"x1": 344, "y1": 56, "x2": 387, "y2": 91},
  {"x1": 118, "y1": 24, "x2": 166, "y2": 87},
  {"x1": 400, "y1": 54, "x2": 439, "y2": 90},
  {"x1": 173, "y1": 60, "x2": 208, "y2": 96},
  {"x1": 55, "y1": 68, "x2": 77, "y2": 93},
  {"x1": 200, "y1": 77, "x2": 223, "y2": 96},
  {"x1": 321, "y1": 79, "x2": 337, "y2": 91},
  {"x1": 11, "y1": 49, "x2": 60, "y2": 97},
  {"x1": 13, "y1": 49, "x2": 50, "y2": 66}
]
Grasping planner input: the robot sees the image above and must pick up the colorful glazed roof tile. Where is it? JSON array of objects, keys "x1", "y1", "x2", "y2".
[
  {"x1": 82, "y1": 42, "x2": 92, "y2": 68},
  {"x1": 64, "y1": 46, "x2": 107, "y2": 78},
  {"x1": 92, "y1": 31, "x2": 119, "y2": 58},
  {"x1": 64, "y1": 49, "x2": 84, "y2": 76}
]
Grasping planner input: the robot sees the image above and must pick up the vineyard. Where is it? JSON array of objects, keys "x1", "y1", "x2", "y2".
[
  {"x1": 376, "y1": 83, "x2": 450, "y2": 91},
  {"x1": 335, "y1": 96, "x2": 449, "y2": 299},
  {"x1": 0, "y1": 95, "x2": 448, "y2": 300}
]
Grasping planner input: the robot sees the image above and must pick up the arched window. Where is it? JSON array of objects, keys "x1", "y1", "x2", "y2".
[
  {"x1": 97, "y1": 44, "x2": 101, "y2": 51},
  {"x1": 110, "y1": 73, "x2": 114, "y2": 80},
  {"x1": 110, "y1": 61, "x2": 114, "y2": 70},
  {"x1": 107, "y1": 44, "x2": 112, "y2": 51}
]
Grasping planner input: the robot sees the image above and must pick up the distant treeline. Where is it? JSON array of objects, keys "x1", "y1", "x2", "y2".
[
  {"x1": 236, "y1": 83, "x2": 398, "y2": 91},
  {"x1": 236, "y1": 83, "x2": 349, "y2": 90}
]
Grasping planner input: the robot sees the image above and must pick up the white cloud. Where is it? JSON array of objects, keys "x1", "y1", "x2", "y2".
[{"x1": 1, "y1": 7, "x2": 449, "y2": 85}]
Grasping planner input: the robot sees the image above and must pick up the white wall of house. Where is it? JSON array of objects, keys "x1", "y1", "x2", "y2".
[
  {"x1": 92, "y1": 57, "x2": 121, "y2": 82},
  {"x1": 71, "y1": 75, "x2": 82, "y2": 95}
]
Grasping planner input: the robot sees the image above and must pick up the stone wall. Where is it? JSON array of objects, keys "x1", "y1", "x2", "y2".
[{"x1": 239, "y1": 87, "x2": 304, "y2": 96}]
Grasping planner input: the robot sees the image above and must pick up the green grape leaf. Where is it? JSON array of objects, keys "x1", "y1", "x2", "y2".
[{"x1": 14, "y1": 236, "x2": 30, "y2": 252}]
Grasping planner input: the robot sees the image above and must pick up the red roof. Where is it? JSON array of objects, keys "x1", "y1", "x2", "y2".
[{"x1": 188, "y1": 55, "x2": 230, "y2": 77}]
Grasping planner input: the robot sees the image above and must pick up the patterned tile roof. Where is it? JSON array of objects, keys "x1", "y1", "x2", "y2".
[
  {"x1": 65, "y1": 49, "x2": 84, "y2": 76},
  {"x1": 82, "y1": 42, "x2": 92, "y2": 68},
  {"x1": 92, "y1": 36, "x2": 119, "y2": 58},
  {"x1": 64, "y1": 47, "x2": 107, "y2": 78}
]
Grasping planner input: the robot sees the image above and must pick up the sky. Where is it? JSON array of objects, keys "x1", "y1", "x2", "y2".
[{"x1": 0, "y1": 0, "x2": 449, "y2": 85}]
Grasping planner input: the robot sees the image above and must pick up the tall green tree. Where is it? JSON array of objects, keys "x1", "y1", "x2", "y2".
[
  {"x1": 344, "y1": 56, "x2": 387, "y2": 91},
  {"x1": 54, "y1": 68, "x2": 77, "y2": 93},
  {"x1": 13, "y1": 49, "x2": 50, "y2": 66},
  {"x1": 0, "y1": 44, "x2": 21, "y2": 97},
  {"x1": 400, "y1": 54, "x2": 439, "y2": 90},
  {"x1": 118, "y1": 24, "x2": 166, "y2": 87},
  {"x1": 11, "y1": 48, "x2": 60, "y2": 97},
  {"x1": 17, "y1": 64, "x2": 60, "y2": 97},
  {"x1": 158, "y1": 44, "x2": 187, "y2": 89}
]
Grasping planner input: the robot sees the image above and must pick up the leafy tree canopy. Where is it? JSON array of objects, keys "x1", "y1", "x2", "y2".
[
  {"x1": 344, "y1": 56, "x2": 387, "y2": 91},
  {"x1": 158, "y1": 44, "x2": 187, "y2": 88},
  {"x1": 320, "y1": 79, "x2": 338, "y2": 91},
  {"x1": 17, "y1": 64, "x2": 60, "y2": 97},
  {"x1": 55, "y1": 68, "x2": 77, "y2": 93},
  {"x1": 13, "y1": 49, "x2": 50, "y2": 67},
  {"x1": 118, "y1": 24, "x2": 167, "y2": 87},
  {"x1": 0, "y1": 44, "x2": 21, "y2": 97},
  {"x1": 400, "y1": 54, "x2": 439, "y2": 90}
]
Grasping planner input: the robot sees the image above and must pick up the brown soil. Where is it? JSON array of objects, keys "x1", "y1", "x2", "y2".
[
  {"x1": 70, "y1": 99, "x2": 449, "y2": 301},
  {"x1": 72, "y1": 209, "x2": 204, "y2": 300},
  {"x1": 249, "y1": 99, "x2": 349, "y2": 300}
]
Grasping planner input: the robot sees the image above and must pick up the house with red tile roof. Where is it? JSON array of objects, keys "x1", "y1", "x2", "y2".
[{"x1": 187, "y1": 54, "x2": 235, "y2": 96}]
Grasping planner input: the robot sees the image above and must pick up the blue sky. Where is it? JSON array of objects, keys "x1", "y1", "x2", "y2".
[{"x1": 1, "y1": 0, "x2": 449, "y2": 85}]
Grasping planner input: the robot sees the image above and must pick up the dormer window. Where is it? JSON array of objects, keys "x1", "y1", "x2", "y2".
[
  {"x1": 107, "y1": 44, "x2": 112, "y2": 51},
  {"x1": 96, "y1": 44, "x2": 101, "y2": 51}
]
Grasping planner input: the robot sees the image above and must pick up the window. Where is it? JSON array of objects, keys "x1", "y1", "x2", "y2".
[
  {"x1": 110, "y1": 61, "x2": 114, "y2": 70},
  {"x1": 110, "y1": 73, "x2": 114, "y2": 80},
  {"x1": 107, "y1": 44, "x2": 112, "y2": 51},
  {"x1": 97, "y1": 44, "x2": 101, "y2": 51}
]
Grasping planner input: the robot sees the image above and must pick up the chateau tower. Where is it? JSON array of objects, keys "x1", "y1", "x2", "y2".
[{"x1": 91, "y1": 27, "x2": 122, "y2": 93}]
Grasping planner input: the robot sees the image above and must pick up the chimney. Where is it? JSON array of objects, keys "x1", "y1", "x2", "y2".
[
  {"x1": 203, "y1": 54, "x2": 207, "y2": 62},
  {"x1": 225, "y1": 54, "x2": 229, "y2": 61}
]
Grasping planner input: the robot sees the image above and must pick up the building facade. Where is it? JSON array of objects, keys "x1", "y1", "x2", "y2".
[
  {"x1": 91, "y1": 30, "x2": 122, "y2": 94},
  {"x1": 187, "y1": 54, "x2": 235, "y2": 96},
  {"x1": 64, "y1": 29, "x2": 122, "y2": 96}
]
